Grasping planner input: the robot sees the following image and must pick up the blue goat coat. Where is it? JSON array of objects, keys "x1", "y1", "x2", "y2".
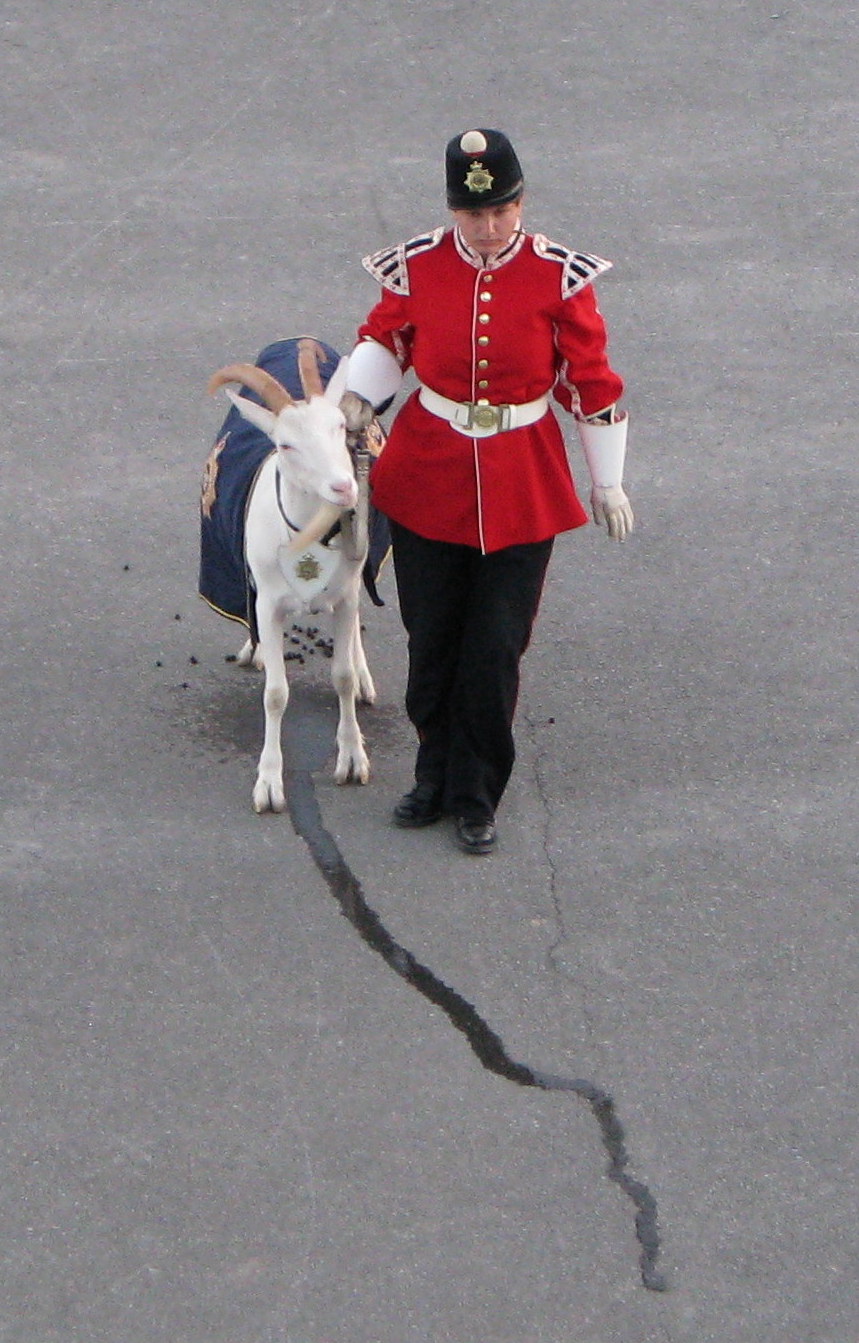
[{"x1": 199, "y1": 338, "x2": 389, "y2": 624}]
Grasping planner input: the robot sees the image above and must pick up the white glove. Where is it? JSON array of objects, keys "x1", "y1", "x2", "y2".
[
  {"x1": 576, "y1": 410, "x2": 634, "y2": 542},
  {"x1": 344, "y1": 338, "x2": 403, "y2": 408},
  {"x1": 591, "y1": 484, "x2": 634, "y2": 541}
]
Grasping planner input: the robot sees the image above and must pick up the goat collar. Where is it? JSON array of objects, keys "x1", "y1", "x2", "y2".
[{"x1": 275, "y1": 467, "x2": 342, "y2": 546}]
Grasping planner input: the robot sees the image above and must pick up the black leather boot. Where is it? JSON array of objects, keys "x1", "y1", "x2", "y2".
[
  {"x1": 393, "y1": 782, "x2": 444, "y2": 828},
  {"x1": 454, "y1": 816, "x2": 497, "y2": 854}
]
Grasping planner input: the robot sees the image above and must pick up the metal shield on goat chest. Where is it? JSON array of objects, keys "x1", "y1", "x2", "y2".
[{"x1": 277, "y1": 541, "x2": 342, "y2": 601}]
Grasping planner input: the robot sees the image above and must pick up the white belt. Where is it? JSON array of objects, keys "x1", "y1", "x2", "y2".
[{"x1": 418, "y1": 384, "x2": 549, "y2": 437}]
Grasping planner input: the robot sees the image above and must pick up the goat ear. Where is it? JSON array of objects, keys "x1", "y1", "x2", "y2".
[
  {"x1": 226, "y1": 390, "x2": 279, "y2": 440},
  {"x1": 323, "y1": 356, "x2": 350, "y2": 407}
]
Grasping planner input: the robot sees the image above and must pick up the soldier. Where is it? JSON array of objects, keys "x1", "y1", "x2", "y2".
[{"x1": 341, "y1": 129, "x2": 632, "y2": 854}]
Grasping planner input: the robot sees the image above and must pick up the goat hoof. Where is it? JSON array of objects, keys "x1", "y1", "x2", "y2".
[
  {"x1": 253, "y1": 780, "x2": 286, "y2": 813},
  {"x1": 335, "y1": 757, "x2": 370, "y2": 785}
]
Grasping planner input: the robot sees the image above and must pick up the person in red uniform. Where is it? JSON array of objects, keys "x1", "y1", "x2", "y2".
[{"x1": 341, "y1": 128, "x2": 633, "y2": 854}]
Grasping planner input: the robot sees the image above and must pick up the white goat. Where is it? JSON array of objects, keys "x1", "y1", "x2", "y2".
[{"x1": 206, "y1": 340, "x2": 375, "y2": 813}]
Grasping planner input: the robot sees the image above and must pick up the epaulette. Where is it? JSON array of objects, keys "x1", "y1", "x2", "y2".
[
  {"x1": 532, "y1": 234, "x2": 613, "y2": 300},
  {"x1": 362, "y1": 227, "x2": 445, "y2": 296}
]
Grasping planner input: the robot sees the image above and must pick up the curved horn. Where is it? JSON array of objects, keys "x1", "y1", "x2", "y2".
[
  {"x1": 297, "y1": 337, "x2": 326, "y2": 399},
  {"x1": 207, "y1": 363, "x2": 293, "y2": 413},
  {"x1": 286, "y1": 501, "x2": 345, "y2": 553}
]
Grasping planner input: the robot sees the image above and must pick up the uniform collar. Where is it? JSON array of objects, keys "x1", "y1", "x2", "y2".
[{"x1": 453, "y1": 225, "x2": 527, "y2": 271}]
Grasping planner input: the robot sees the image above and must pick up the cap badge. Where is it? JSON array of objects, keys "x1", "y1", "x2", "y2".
[{"x1": 464, "y1": 160, "x2": 494, "y2": 194}]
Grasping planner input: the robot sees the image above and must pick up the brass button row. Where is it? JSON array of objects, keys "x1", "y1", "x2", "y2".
[
  {"x1": 478, "y1": 277, "x2": 493, "y2": 375},
  {"x1": 480, "y1": 278, "x2": 493, "y2": 362},
  {"x1": 480, "y1": 278, "x2": 493, "y2": 384}
]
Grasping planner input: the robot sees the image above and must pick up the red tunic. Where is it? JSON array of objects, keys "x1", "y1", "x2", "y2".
[{"x1": 357, "y1": 226, "x2": 624, "y2": 553}]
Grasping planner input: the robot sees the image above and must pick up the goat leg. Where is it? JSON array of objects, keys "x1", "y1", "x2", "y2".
[
  {"x1": 330, "y1": 596, "x2": 371, "y2": 783},
  {"x1": 251, "y1": 602, "x2": 289, "y2": 812}
]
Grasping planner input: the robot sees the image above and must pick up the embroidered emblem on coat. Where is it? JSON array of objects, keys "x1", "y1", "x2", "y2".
[
  {"x1": 464, "y1": 161, "x2": 494, "y2": 194},
  {"x1": 361, "y1": 419, "x2": 386, "y2": 458},
  {"x1": 362, "y1": 227, "x2": 445, "y2": 296},
  {"x1": 532, "y1": 234, "x2": 613, "y2": 300},
  {"x1": 201, "y1": 434, "x2": 228, "y2": 519}
]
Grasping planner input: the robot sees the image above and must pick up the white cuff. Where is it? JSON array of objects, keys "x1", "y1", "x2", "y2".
[
  {"x1": 576, "y1": 411, "x2": 628, "y2": 489},
  {"x1": 345, "y1": 339, "x2": 403, "y2": 406}
]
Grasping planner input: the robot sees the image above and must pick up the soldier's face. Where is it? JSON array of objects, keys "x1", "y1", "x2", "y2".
[{"x1": 452, "y1": 199, "x2": 523, "y2": 259}]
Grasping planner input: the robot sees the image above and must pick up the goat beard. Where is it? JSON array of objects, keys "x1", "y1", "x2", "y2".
[{"x1": 285, "y1": 501, "x2": 345, "y2": 553}]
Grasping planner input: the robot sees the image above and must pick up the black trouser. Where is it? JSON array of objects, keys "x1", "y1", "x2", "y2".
[{"x1": 389, "y1": 521, "x2": 554, "y2": 822}]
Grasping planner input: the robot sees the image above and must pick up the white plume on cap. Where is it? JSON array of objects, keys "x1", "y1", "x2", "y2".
[{"x1": 459, "y1": 130, "x2": 487, "y2": 154}]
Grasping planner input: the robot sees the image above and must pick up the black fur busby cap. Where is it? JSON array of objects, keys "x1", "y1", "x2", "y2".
[{"x1": 445, "y1": 128, "x2": 524, "y2": 209}]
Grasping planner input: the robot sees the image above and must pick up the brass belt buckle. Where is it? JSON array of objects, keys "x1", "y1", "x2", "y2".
[
  {"x1": 468, "y1": 402, "x2": 512, "y2": 431},
  {"x1": 471, "y1": 403, "x2": 498, "y2": 430}
]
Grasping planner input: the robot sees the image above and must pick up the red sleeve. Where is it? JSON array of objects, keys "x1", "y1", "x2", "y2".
[
  {"x1": 553, "y1": 283, "x2": 624, "y2": 417},
  {"x1": 357, "y1": 288, "x2": 416, "y2": 374}
]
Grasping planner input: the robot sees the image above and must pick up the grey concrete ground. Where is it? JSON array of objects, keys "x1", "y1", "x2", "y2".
[{"x1": 1, "y1": 1, "x2": 857, "y2": 1339}]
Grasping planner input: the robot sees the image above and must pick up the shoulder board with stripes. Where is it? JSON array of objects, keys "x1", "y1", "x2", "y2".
[
  {"x1": 532, "y1": 234, "x2": 613, "y2": 300},
  {"x1": 362, "y1": 227, "x2": 445, "y2": 296}
]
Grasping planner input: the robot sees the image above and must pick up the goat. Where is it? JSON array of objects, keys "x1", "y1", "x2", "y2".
[{"x1": 200, "y1": 337, "x2": 378, "y2": 813}]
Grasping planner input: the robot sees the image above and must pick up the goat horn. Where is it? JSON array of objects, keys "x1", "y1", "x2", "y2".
[
  {"x1": 296, "y1": 337, "x2": 327, "y2": 399},
  {"x1": 286, "y1": 501, "x2": 345, "y2": 553},
  {"x1": 207, "y1": 363, "x2": 294, "y2": 412}
]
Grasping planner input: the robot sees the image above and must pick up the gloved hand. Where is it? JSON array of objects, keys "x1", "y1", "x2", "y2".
[
  {"x1": 339, "y1": 391, "x2": 375, "y2": 433},
  {"x1": 591, "y1": 484, "x2": 634, "y2": 541}
]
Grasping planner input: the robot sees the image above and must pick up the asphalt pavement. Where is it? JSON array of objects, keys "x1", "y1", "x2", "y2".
[{"x1": 1, "y1": 2, "x2": 857, "y2": 1340}]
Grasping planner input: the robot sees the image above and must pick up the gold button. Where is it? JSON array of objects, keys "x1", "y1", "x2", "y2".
[
  {"x1": 478, "y1": 313, "x2": 490, "y2": 324},
  {"x1": 478, "y1": 359, "x2": 489, "y2": 368},
  {"x1": 477, "y1": 335, "x2": 490, "y2": 345},
  {"x1": 477, "y1": 398, "x2": 490, "y2": 405},
  {"x1": 478, "y1": 380, "x2": 489, "y2": 389},
  {"x1": 482, "y1": 273, "x2": 493, "y2": 281},
  {"x1": 480, "y1": 291, "x2": 492, "y2": 301}
]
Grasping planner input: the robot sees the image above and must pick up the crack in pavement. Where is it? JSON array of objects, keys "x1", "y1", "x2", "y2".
[
  {"x1": 287, "y1": 767, "x2": 667, "y2": 1293},
  {"x1": 522, "y1": 717, "x2": 601, "y2": 1055}
]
